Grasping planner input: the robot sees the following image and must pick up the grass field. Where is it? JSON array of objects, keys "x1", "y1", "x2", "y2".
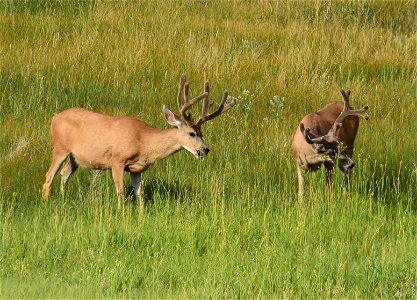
[{"x1": 0, "y1": 0, "x2": 416, "y2": 298}]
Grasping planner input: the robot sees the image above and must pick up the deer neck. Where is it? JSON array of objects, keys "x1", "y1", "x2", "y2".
[{"x1": 144, "y1": 128, "x2": 183, "y2": 163}]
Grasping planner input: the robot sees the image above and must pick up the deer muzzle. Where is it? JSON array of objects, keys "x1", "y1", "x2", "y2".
[
  {"x1": 338, "y1": 152, "x2": 355, "y2": 171},
  {"x1": 195, "y1": 147, "x2": 210, "y2": 159},
  {"x1": 347, "y1": 161, "x2": 355, "y2": 170}
]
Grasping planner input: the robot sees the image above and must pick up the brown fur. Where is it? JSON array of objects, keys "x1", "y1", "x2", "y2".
[{"x1": 293, "y1": 99, "x2": 367, "y2": 198}]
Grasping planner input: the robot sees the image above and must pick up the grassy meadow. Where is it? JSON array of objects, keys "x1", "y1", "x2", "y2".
[{"x1": 0, "y1": 0, "x2": 416, "y2": 298}]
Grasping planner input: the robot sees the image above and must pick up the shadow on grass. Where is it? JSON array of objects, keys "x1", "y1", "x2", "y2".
[{"x1": 125, "y1": 177, "x2": 194, "y2": 208}]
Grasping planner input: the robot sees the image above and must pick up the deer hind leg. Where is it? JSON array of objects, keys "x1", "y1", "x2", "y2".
[
  {"x1": 111, "y1": 162, "x2": 125, "y2": 209},
  {"x1": 43, "y1": 149, "x2": 69, "y2": 199},
  {"x1": 60, "y1": 153, "x2": 78, "y2": 197},
  {"x1": 296, "y1": 162, "x2": 304, "y2": 199},
  {"x1": 130, "y1": 172, "x2": 144, "y2": 212}
]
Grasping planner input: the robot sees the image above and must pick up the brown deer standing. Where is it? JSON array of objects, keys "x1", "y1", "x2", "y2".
[
  {"x1": 292, "y1": 89, "x2": 369, "y2": 198},
  {"x1": 42, "y1": 74, "x2": 237, "y2": 210}
]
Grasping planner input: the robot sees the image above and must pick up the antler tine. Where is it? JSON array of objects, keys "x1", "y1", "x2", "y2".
[
  {"x1": 182, "y1": 82, "x2": 191, "y2": 120},
  {"x1": 330, "y1": 89, "x2": 369, "y2": 139},
  {"x1": 205, "y1": 80, "x2": 209, "y2": 94},
  {"x1": 340, "y1": 89, "x2": 351, "y2": 112},
  {"x1": 332, "y1": 105, "x2": 369, "y2": 140},
  {"x1": 184, "y1": 82, "x2": 190, "y2": 102},
  {"x1": 200, "y1": 81, "x2": 212, "y2": 122},
  {"x1": 175, "y1": 74, "x2": 208, "y2": 124},
  {"x1": 196, "y1": 90, "x2": 237, "y2": 126},
  {"x1": 177, "y1": 74, "x2": 187, "y2": 112}
]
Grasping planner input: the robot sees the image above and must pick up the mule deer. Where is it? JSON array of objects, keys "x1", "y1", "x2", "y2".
[
  {"x1": 292, "y1": 89, "x2": 369, "y2": 198},
  {"x1": 42, "y1": 74, "x2": 237, "y2": 209}
]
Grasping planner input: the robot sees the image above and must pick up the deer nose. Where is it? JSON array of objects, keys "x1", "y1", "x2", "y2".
[
  {"x1": 347, "y1": 162, "x2": 355, "y2": 170},
  {"x1": 203, "y1": 147, "x2": 210, "y2": 155}
]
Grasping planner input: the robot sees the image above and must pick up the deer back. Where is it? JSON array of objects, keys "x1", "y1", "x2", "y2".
[{"x1": 50, "y1": 108, "x2": 158, "y2": 169}]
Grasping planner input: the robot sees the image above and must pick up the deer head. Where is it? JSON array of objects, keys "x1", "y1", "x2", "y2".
[
  {"x1": 163, "y1": 74, "x2": 237, "y2": 159},
  {"x1": 300, "y1": 89, "x2": 369, "y2": 171}
]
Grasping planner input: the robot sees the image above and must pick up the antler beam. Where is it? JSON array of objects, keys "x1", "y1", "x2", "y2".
[
  {"x1": 196, "y1": 89, "x2": 237, "y2": 127},
  {"x1": 332, "y1": 89, "x2": 369, "y2": 138},
  {"x1": 176, "y1": 74, "x2": 208, "y2": 125}
]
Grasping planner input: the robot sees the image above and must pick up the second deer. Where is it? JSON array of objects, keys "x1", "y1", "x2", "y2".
[
  {"x1": 292, "y1": 89, "x2": 369, "y2": 198},
  {"x1": 42, "y1": 74, "x2": 237, "y2": 210}
]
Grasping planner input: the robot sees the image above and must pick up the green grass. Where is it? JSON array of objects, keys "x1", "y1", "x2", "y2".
[{"x1": 1, "y1": 0, "x2": 416, "y2": 298}]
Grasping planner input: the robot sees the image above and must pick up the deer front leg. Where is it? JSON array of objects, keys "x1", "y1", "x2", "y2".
[
  {"x1": 111, "y1": 162, "x2": 125, "y2": 208},
  {"x1": 130, "y1": 172, "x2": 144, "y2": 213},
  {"x1": 296, "y1": 162, "x2": 304, "y2": 199},
  {"x1": 324, "y1": 162, "x2": 334, "y2": 197},
  {"x1": 338, "y1": 156, "x2": 355, "y2": 194},
  {"x1": 342, "y1": 171, "x2": 350, "y2": 189},
  {"x1": 341, "y1": 169, "x2": 351, "y2": 198}
]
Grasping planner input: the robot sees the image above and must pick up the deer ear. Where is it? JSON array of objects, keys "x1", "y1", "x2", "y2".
[
  {"x1": 300, "y1": 123, "x2": 314, "y2": 144},
  {"x1": 163, "y1": 106, "x2": 183, "y2": 127}
]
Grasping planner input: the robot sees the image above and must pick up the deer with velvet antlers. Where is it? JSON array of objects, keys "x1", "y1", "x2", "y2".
[
  {"x1": 292, "y1": 89, "x2": 369, "y2": 198},
  {"x1": 42, "y1": 74, "x2": 237, "y2": 209}
]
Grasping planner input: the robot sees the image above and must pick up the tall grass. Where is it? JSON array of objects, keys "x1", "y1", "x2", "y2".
[{"x1": 0, "y1": 1, "x2": 416, "y2": 298}]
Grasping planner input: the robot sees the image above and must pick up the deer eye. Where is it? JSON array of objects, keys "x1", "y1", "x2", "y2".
[{"x1": 189, "y1": 132, "x2": 196, "y2": 137}]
